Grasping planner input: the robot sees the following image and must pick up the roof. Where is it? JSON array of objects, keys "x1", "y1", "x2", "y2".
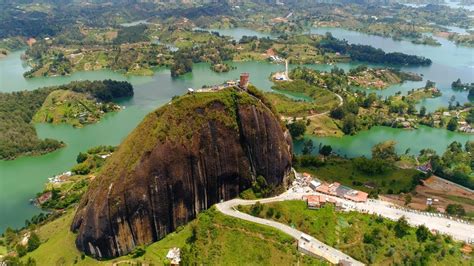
[
  {"x1": 316, "y1": 183, "x2": 330, "y2": 194},
  {"x1": 335, "y1": 185, "x2": 351, "y2": 197},
  {"x1": 344, "y1": 190, "x2": 368, "y2": 202},
  {"x1": 305, "y1": 195, "x2": 325, "y2": 204}
]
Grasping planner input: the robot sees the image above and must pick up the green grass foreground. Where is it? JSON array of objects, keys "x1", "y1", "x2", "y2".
[
  {"x1": 239, "y1": 201, "x2": 471, "y2": 265},
  {"x1": 22, "y1": 207, "x2": 324, "y2": 265}
]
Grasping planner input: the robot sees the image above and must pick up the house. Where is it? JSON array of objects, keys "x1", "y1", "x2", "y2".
[
  {"x1": 304, "y1": 195, "x2": 340, "y2": 209},
  {"x1": 417, "y1": 162, "x2": 432, "y2": 173},
  {"x1": 166, "y1": 247, "x2": 181, "y2": 265},
  {"x1": 328, "y1": 182, "x2": 341, "y2": 196},
  {"x1": 226, "y1": 80, "x2": 237, "y2": 87},
  {"x1": 305, "y1": 195, "x2": 326, "y2": 209},
  {"x1": 36, "y1": 191, "x2": 52, "y2": 205},
  {"x1": 344, "y1": 190, "x2": 368, "y2": 203},
  {"x1": 309, "y1": 180, "x2": 321, "y2": 190},
  {"x1": 316, "y1": 183, "x2": 330, "y2": 194}
]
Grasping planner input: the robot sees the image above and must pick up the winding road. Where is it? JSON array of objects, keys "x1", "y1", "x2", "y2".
[
  {"x1": 215, "y1": 180, "x2": 474, "y2": 265},
  {"x1": 215, "y1": 194, "x2": 364, "y2": 265}
]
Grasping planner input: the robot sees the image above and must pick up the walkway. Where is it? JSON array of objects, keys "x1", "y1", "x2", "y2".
[{"x1": 215, "y1": 196, "x2": 364, "y2": 265}]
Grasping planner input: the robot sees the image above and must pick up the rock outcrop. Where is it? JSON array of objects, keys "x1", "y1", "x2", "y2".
[{"x1": 71, "y1": 88, "x2": 292, "y2": 258}]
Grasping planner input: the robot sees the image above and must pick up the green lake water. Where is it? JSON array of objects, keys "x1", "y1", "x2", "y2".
[{"x1": 0, "y1": 27, "x2": 473, "y2": 232}]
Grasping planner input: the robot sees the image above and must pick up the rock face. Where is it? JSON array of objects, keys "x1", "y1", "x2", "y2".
[{"x1": 71, "y1": 88, "x2": 292, "y2": 259}]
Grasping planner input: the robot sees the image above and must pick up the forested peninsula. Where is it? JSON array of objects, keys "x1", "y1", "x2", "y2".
[{"x1": 0, "y1": 80, "x2": 133, "y2": 160}]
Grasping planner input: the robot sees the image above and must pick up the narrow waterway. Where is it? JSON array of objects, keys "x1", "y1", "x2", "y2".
[{"x1": 0, "y1": 26, "x2": 473, "y2": 231}]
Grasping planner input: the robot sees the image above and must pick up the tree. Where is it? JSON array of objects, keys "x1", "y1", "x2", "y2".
[
  {"x1": 344, "y1": 100, "x2": 359, "y2": 115},
  {"x1": 250, "y1": 201, "x2": 263, "y2": 216},
  {"x1": 407, "y1": 103, "x2": 417, "y2": 115},
  {"x1": 446, "y1": 204, "x2": 465, "y2": 216},
  {"x1": 446, "y1": 117, "x2": 458, "y2": 131},
  {"x1": 425, "y1": 80, "x2": 435, "y2": 89},
  {"x1": 372, "y1": 141, "x2": 398, "y2": 161},
  {"x1": 404, "y1": 194, "x2": 412, "y2": 206},
  {"x1": 342, "y1": 114, "x2": 357, "y2": 135},
  {"x1": 363, "y1": 93, "x2": 377, "y2": 108},
  {"x1": 287, "y1": 120, "x2": 306, "y2": 139},
  {"x1": 27, "y1": 232, "x2": 41, "y2": 252},
  {"x1": 419, "y1": 106, "x2": 427, "y2": 117},
  {"x1": 76, "y1": 152, "x2": 88, "y2": 164},
  {"x1": 16, "y1": 244, "x2": 27, "y2": 257},
  {"x1": 465, "y1": 141, "x2": 474, "y2": 153},
  {"x1": 465, "y1": 109, "x2": 474, "y2": 124},
  {"x1": 319, "y1": 145, "x2": 332, "y2": 157},
  {"x1": 416, "y1": 225, "x2": 430, "y2": 242},
  {"x1": 4, "y1": 227, "x2": 16, "y2": 246},
  {"x1": 302, "y1": 139, "x2": 314, "y2": 155},
  {"x1": 330, "y1": 106, "x2": 345, "y2": 119},
  {"x1": 394, "y1": 216, "x2": 410, "y2": 238}
]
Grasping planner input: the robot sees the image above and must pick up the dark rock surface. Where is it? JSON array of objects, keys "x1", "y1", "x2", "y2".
[{"x1": 71, "y1": 89, "x2": 292, "y2": 258}]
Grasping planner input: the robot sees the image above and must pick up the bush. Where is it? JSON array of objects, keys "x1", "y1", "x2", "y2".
[
  {"x1": 394, "y1": 217, "x2": 410, "y2": 238},
  {"x1": 250, "y1": 202, "x2": 263, "y2": 217},
  {"x1": 16, "y1": 244, "x2": 27, "y2": 257},
  {"x1": 287, "y1": 120, "x2": 306, "y2": 139},
  {"x1": 445, "y1": 204, "x2": 465, "y2": 216},
  {"x1": 27, "y1": 232, "x2": 41, "y2": 252},
  {"x1": 129, "y1": 246, "x2": 146, "y2": 258},
  {"x1": 76, "y1": 152, "x2": 88, "y2": 164},
  {"x1": 266, "y1": 207, "x2": 275, "y2": 218},
  {"x1": 416, "y1": 225, "x2": 430, "y2": 242},
  {"x1": 353, "y1": 157, "x2": 391, "y2": 175}
]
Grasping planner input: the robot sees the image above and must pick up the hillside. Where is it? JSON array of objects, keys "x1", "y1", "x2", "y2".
[
  {"x1": 18, "y1": 208, "x2": 323, "y2": 265},
  {"x1": 71, "y1": 87, "x2": 293, "y2": 258},
  {"x1": 240, "y1": 201, "x2": 471, "y2": 265}
]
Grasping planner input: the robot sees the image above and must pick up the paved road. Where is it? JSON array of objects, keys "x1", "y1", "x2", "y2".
[
  {"x1": 216, "y1": 188, "x2": 474, "y2": 265},
  {"x1": 216, "y1": 196, "x2": 364, "y2": 265},
  {"x1": 351, "y1": 198, "x2": 474, "y2": 242}
]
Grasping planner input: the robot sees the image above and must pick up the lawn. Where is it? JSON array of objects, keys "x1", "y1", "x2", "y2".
[
  {"x1": 239, "y1": 201, "x2": 470, "y2": 265},
  {"x1": 296, "y1": 157, "x2": 422, "y2": 194},
  {"x1": 305, "y1": 115, "x2": 343, "y2": 137}
]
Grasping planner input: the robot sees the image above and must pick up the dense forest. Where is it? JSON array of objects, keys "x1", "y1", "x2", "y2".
[
  {"x1": 0, "y1": 88, "x2": 62, "y2": 160},
  {"x1": 318, "y1": 33, "x2": 432, "y2": 66},
  {"x1": 0, "y1": 80, "x2": 133, "y2": 160},
  {"x1": 420, "y1": 141, "x2": 474, "y2": 189}
]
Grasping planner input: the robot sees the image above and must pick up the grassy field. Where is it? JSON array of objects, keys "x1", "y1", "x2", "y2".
[
  {"x1": 22, "y1": 207, "x2": 323, "y2": 265},
  {"x1": 0, "y1": 240, "x2": 6, "y2": 256},
  {"x1": 267, "y1": 80, "x2": 340, "y2": 117},
  {"x1": 305, "y1": 115, "x2": 343, "y2": 137},
  {"x1": 181, "y1": 207, "x2": 324, "y2": 265},
  {"x1": 239, "y1": 201, "x2": 471, "y2": 265},
  {"x1": 296, "y1": 157, "x2": 421, "y2": 194}
]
